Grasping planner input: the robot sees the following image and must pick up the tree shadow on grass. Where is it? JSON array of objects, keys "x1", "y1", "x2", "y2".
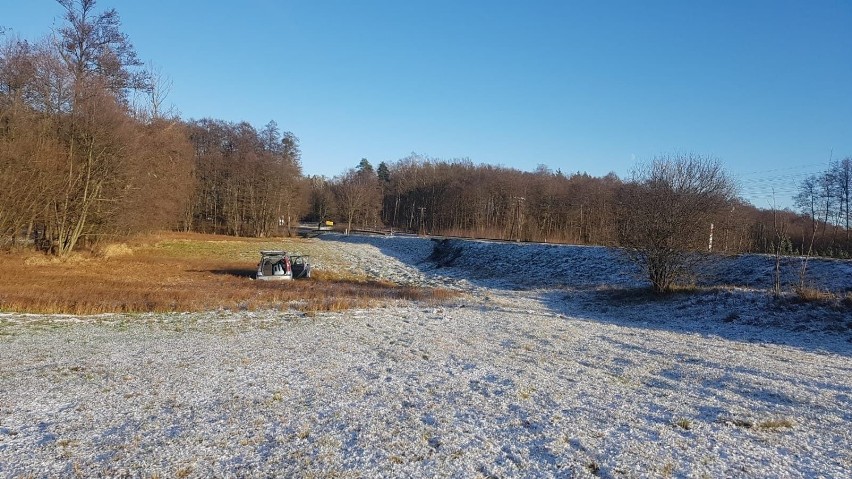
[
  {"x1": 192, "y1": 268, "x2": 256, "y2": 279},
  {"x1": 317, "y1": 233, "x2": 852, "y2": 355},
  {"x1": 540, "y1": 286, "x2": 852, "y2": 357}
]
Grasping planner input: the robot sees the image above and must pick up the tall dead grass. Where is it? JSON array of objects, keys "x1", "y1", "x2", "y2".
[
  {"x1": 793, "y1": 286, "x2": 834, "y2": 303},
  {"x1": 0, "y1": 233, "x2": 455, "y2": 315},
  {"x1": 792, "y1": 286, "x2": 851, "y2": 310}
]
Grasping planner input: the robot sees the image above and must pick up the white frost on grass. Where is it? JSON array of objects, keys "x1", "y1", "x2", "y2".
[{"x1": 1, "y1": 234, "x2": 850, "y2": 477}]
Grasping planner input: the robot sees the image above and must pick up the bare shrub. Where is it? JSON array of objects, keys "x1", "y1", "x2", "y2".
[{"x1": 617, "y1": 154, "x2": 735, "y2": 293}]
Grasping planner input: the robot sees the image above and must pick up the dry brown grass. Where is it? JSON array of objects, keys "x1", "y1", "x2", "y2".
[
  {"x1": 794, "y1": 286, "x2": 835, "y2": 303},
  {"x1": 791, "y1": 286, "x2": 852, "y2": 312},
  {"x1": 0, "y1": 232, "x2": 455, "y2": 315},
  {"x1": 757, "y1": 418, "x2": 795, "y2": 430}
]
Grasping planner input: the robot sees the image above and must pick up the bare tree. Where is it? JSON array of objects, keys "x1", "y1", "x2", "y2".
[
  {"x1": 617, "y1": 154, "x2": 735, "y2": 293},
  {"x1": 832, "y1": 157, "x2": 851, "y2": 242},
  {"x1": 332, "y1": 167, "x2": 380, "y2": 234},
  {"x1": 134, "y1": 61, "x2": 173, "y2": 121},
  {"x1": 274, "y1": 130, "x2": 305, "y2": 236},
  {"x1": 55, "y1": 0, "x2": 147, "y2": 102},
  {"x1": 770, "y1": 192, "x2": 789, "y2": 296},
  {"x1": 39, "y1": 0, "x2": 149, "y2": 255},
  {"x1": 306, "y1": 175, "x2": 334, "y2": 224}
]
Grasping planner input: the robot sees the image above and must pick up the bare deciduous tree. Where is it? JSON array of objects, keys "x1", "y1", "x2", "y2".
[
  {"x1": 832, "y1": 157, "x2": 851, "y2": 241},
  {"x1": 55, "y1": 0, "x2": 147, "y2": 101},
  {"x1": 332, "y1": 166, "x2": 381, "y2": 234},
  {"x1": 134, "y1": 61, "x2": 174, "y2": 121},
  {"x1": 306, "y1": 175, "x2": 334, "y2": 225}
]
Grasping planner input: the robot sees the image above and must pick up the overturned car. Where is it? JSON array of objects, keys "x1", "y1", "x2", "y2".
[{"x1": 256, "y1": 250, "x2": 311, "y2": 280}]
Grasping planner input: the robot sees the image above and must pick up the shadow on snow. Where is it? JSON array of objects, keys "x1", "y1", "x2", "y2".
[{"x1": 318, "y1": 233, "x2": 852, "y2": 356}]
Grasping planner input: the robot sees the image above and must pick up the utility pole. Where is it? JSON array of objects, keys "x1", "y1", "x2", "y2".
[
  {"x1": 708, "y1": 223, "x2": 714, "y2": 252},
  {"x1": 517, "y1": 197, "x2": 524, "y2": 242},
  {"x1": 509, "y1": 196, "x2": 525, "y2": 242},
  {"x1": 418, "y1": 206, "x2": 426, "y2": 235}
]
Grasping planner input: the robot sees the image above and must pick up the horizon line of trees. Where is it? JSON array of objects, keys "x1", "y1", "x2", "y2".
[{"x1": 309, "y1": 154, "x2": 850, "y2": 258}]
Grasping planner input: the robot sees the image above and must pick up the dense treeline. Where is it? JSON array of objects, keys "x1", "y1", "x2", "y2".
[
  {"x1": 376, "y1": 156, "x2": 620, "y2": 244},
  {"x1": 323, "y1": 154, "x2": 850, "y2": 257},
  {"x1": 185, "y1": 119, "x2": 304, "y2": 237},
  {"x1": 0, "y1": 0, "x2": 194, "y2": 255},
  {"x1": 0, "y1": 0, "x2": 304, "y2": 254}
]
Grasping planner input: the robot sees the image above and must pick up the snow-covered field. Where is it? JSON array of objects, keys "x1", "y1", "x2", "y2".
[{"x1": 1, "y1": 234, "x2": 850, "y2": 477}]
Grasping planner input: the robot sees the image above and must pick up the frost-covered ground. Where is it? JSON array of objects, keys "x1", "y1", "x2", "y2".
[{"x1": 1, "y1": 234, "x2": 850, "y2": 477}]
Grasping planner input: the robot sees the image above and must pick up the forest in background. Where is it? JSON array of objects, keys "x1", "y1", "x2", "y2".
[
  {"x1": 311, "y1": 154, "x2": 852, "y2": 258},
  {"x1": 2, "y1": 0, "x2": 850, "y2": 262}
]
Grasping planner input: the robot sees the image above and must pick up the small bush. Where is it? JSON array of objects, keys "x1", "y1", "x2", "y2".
[
  {"x1": 175, "y1": 466, "x2": 193, "y2": 479},
  {"x1": 98, "y1": 243, "x2": 134, "y2": 258},
  {"x1": 674, "y1": 418, "x2": 692, "y2": 430},
  {"x1": 428, "y1": 239, "x2": 463, "y2": 267}
]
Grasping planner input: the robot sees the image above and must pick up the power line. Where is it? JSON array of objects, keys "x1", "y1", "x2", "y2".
[
  {"x1": 738, "y1": 172, "x2": 815, "y2": 185},
  {"x1": 735, "y1": 165, "x2": 834, "y2": 207},
  {"x1": 738, "y1": 163, "x2": 829, "y2": 177}
]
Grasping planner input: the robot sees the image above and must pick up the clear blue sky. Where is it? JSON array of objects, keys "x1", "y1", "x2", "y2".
[{"x1": 4, "y1": 0, "x2": 852, "y2": 209}]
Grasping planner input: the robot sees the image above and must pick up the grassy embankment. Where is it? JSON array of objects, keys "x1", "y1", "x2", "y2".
[{"x1": 0, "y1": 232, "x2": 453, "y2": 315}]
